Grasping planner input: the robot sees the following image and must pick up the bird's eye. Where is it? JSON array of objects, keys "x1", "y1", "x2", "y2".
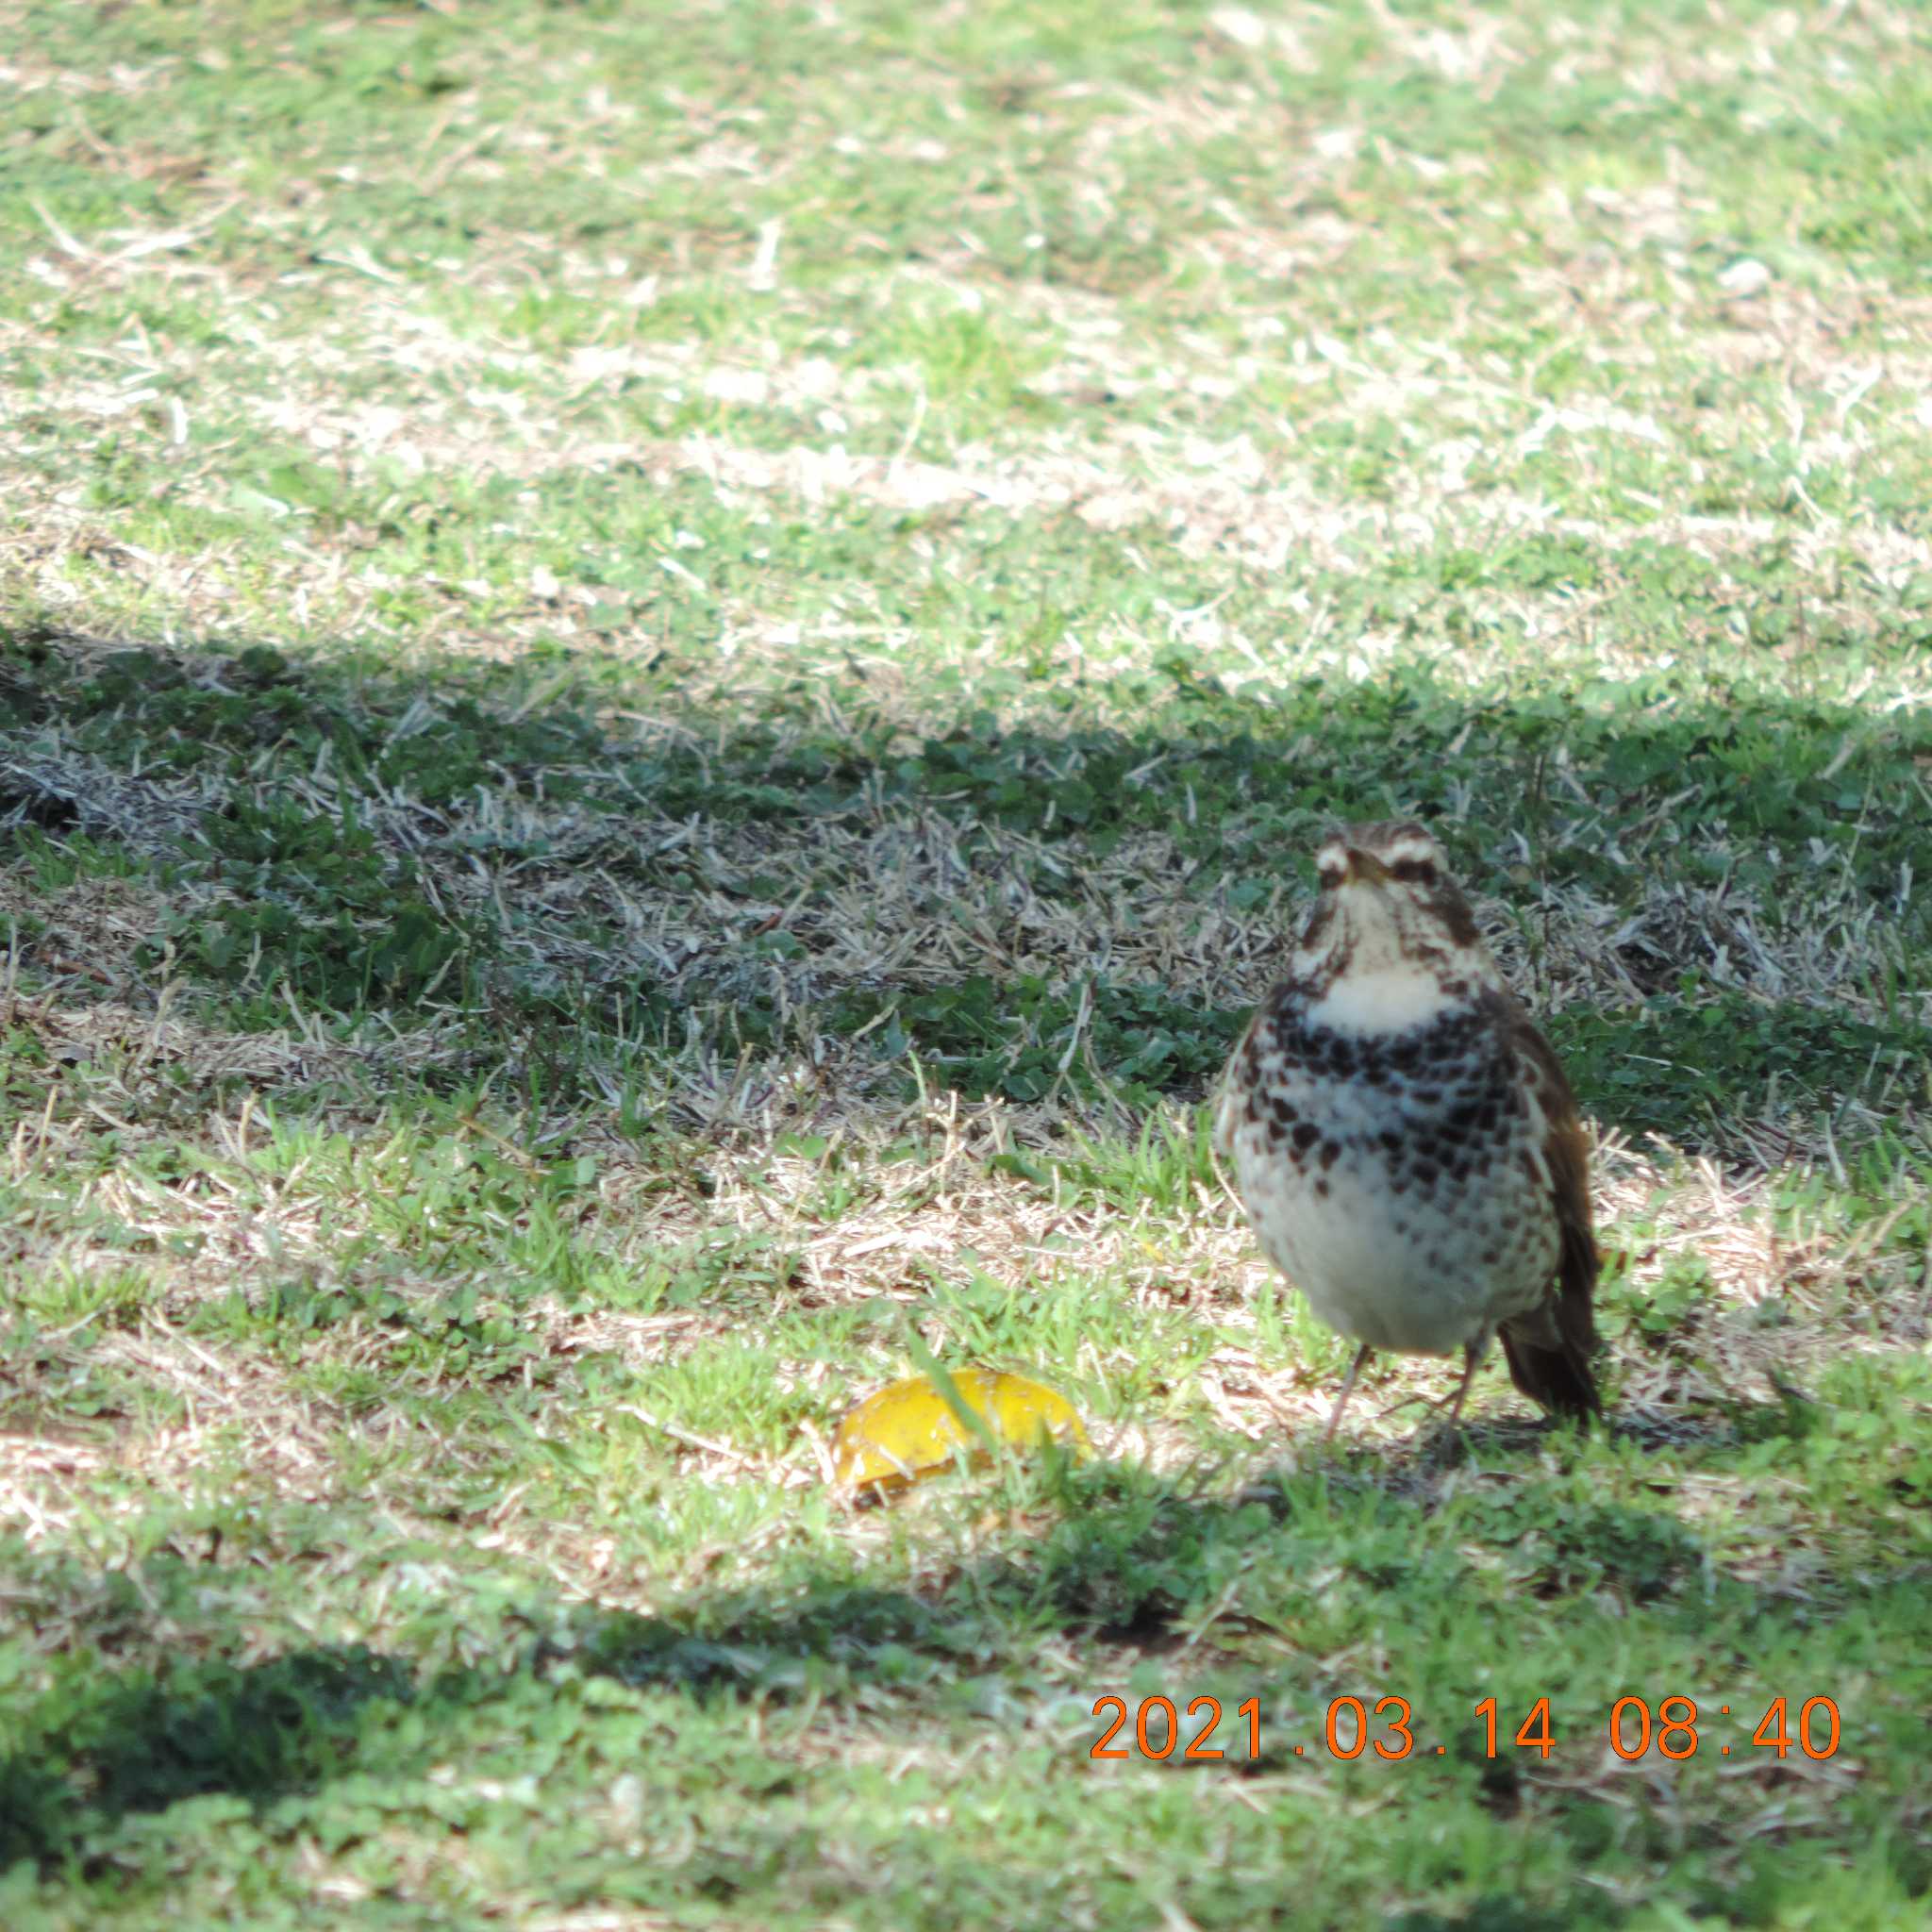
[{"x1": 1389, "y1": 856, "x2": 1436, "y2": 884}]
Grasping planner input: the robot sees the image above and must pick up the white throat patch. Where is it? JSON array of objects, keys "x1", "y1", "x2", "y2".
[{"x1": 1305, "y1": 963, "x2": 1452, "y2": 1035}]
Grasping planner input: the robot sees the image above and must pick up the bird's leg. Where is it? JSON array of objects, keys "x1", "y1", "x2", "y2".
[
  {"x1": 1442, "y1": 1340, "x2": 1484, "y2": 1431},
  {"x1": 1323, "y1": 1343, "x2": 1374, "y2": 1444}
]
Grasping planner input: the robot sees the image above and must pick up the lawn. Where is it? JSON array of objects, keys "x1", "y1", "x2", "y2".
[{"x1": 1, "y1": 0, "x2": 1929, "y2": 1925}]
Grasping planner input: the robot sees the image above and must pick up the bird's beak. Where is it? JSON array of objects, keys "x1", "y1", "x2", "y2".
[{"x1": 1344, "y1": 847, "x2": 1391, "y2": 885}]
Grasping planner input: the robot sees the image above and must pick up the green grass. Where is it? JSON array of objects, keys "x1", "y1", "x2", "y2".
[{"x1": 2, "y1": 0, "x2": 1931, "y2": 1924}]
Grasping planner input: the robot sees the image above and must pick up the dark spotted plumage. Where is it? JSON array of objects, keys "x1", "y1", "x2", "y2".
[{"x1": 1215, "y1": 820, "x2": 1600, "y2": 1438}]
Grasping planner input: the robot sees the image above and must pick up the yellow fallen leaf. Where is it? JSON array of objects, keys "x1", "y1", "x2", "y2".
[{"x1": 829, "y1": 1368, "x2": 1088, "y2": 1495}]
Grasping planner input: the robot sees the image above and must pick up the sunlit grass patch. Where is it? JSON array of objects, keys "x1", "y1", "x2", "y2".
[{"x1": 3, "y1": 0, "x2": 1931, "y2": 1922}]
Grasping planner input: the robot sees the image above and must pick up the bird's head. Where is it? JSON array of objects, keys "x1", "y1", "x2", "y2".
[{"x1": 1299, "y1": 819, "x2": 1493, "y2": 988}]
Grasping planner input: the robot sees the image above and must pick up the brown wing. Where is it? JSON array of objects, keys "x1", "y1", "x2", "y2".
[{"x1": 1493, "y1": 995, "x2": 1601, "y2": 1419}]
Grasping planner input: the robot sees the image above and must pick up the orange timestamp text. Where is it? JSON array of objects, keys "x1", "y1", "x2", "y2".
[{"x1": 1088, "y1": 1694, "x2": 1842, "y2": 1763}]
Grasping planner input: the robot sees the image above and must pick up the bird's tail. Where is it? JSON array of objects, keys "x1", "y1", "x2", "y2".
[{"x1": 1499, "y1": 1278, "x2": 1600, "y2": 1422}]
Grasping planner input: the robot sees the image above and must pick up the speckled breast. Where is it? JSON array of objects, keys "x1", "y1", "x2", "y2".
[{"x1": 1219, "y1": 995, "x2": 1560, "y2": 1355}]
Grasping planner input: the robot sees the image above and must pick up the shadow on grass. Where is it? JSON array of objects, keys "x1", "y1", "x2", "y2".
[
  {"x1": 1, "y1": 623, "x2": 1926, "y2": 1161},
  {"x1": 0, "y1": 1641, "x2": 415, "y2": 1870}
]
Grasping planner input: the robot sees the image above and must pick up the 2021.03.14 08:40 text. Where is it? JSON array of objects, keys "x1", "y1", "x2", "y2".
[{"x1": 1088, "y1": 1695, "x2": 1843, "y2": 1763}]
